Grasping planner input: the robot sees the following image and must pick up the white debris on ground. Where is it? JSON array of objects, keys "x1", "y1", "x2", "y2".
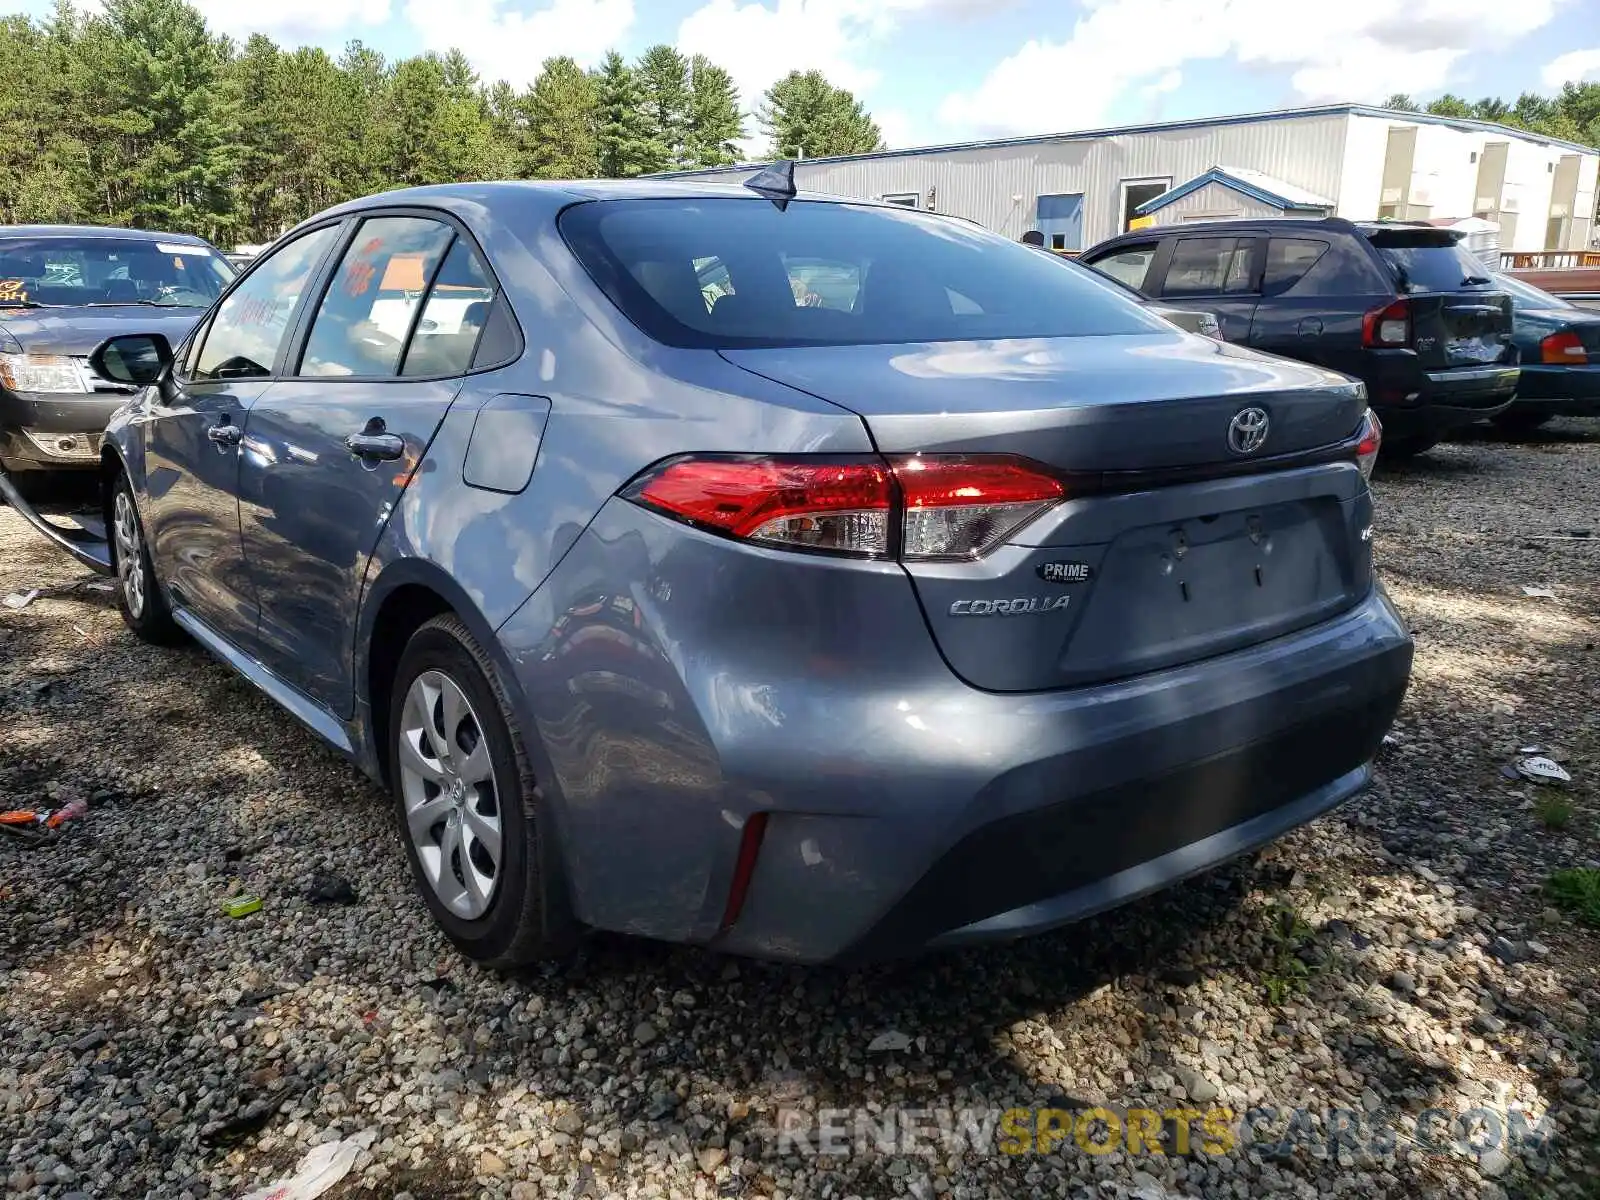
[{"x1": 1, "y1": 423, "x2": 1597, "y2": 1200}]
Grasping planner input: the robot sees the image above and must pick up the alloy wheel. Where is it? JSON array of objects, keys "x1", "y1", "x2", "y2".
[
  {"x1": 398, "y1": 669, "x2": 503, "y2": 919},
  {"x1": 112, "y1": 490, "x2": 145, "y2": 620}
]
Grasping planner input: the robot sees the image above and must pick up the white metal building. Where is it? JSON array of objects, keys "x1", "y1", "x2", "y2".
[{"x1": 654, "y1": 105, "x2": 1599, "y2": 255}]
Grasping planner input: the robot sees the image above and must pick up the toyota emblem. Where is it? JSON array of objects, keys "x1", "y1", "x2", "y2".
[{"x1": 1227, "y1": 407, "x2": 1270, "y2": 455}]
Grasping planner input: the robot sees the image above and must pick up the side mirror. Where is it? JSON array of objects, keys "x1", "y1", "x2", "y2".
[{"x1": 90, "y1": 333, "x2": 173, "y2": 386}]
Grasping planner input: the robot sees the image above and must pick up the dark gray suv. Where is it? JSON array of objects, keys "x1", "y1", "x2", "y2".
[{"x1": 3, "y1": 180, "x2": 1413, "y2": 965}]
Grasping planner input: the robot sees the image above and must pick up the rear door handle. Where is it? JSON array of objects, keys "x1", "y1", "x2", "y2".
[
  {"x1": 207, "y1": 423, "x2": 242, "y2": 446},
  {"x1": 344, "y1": 431, "x2": 406, "y2": 461}
]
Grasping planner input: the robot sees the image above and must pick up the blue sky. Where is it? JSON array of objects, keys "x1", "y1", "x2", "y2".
[{"x1": 23, "y1": 0, "x2": 1600, "y2": 152}]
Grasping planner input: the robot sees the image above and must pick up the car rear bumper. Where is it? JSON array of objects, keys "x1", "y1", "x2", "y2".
[
  {"x1": 1367, "y1": 363, "x2": 1518, "y2": 439},
  {"x1": 0, "y1": 390, "x2": 123, "y2": 470},
  {"x1": 737, "y1": 587, "x2": 1411, "y2": 963},
  {"x1": 504, "y1": 501, "x2": 1413, "y2": 963},
  {"x1": 1510, "y1": 363, "x2": 1600, "y2": 414}
]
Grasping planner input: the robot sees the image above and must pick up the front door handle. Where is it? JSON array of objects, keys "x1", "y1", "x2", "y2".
[
  {"x1": 207, "y1": 423, "x2": 242, "y2": 446},
  {"x1": 344, "y1": 430, "x2": 406, "y2": 461}
]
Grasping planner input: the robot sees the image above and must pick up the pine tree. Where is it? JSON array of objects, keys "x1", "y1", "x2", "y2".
[
  {"x1": 686, "y1": 56, "x2": 744, "y2": 167},
  {"x1": 83, "y1": 0, "x2": 241, "y2": 241},
  {"x1": 227, "y1": 33, "x2": 282, "y2": 240},
  {"x1": 635, "y1": 44, "x2": 690, "y2": 172},
  {"x1": 526, "y1": 57, "x2": 598, "y2": 179},
  {"x1": 594, "y1": 51, "x2": 652, "y2": 178},
  {"x1": 758, "y1": 70, "x2": 883, "y2": 160},
  {"x1": 384, "y1": 55, "x2": 453, "y2": 187},
  {"x1": 335, "y1": 40, "x2": 391, "y2": 202}
]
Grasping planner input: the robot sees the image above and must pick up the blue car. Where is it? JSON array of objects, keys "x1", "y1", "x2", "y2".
[
  {"x1": 1492, "y1": 272, "x2": 1600, "y2": 431},
  {"x1": 1, "y1": 177, "x2": 1412, "y2": 965}
]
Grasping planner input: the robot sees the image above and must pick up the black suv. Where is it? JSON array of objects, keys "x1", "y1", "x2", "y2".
[{"x1": 1080, "y1": 218, "x2": 1518, "y2": 457}]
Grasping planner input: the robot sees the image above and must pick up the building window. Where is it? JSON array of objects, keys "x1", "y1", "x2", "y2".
[
  {"x1": 881, "y1": 192, "x2": 919, "y2": 208},
  {"x1": 1119, "y1": 178, "x2": 1172, "y2": 232},
  {"x1": 1050, "y1": 233, "x2": 1067, "y2": 250}
]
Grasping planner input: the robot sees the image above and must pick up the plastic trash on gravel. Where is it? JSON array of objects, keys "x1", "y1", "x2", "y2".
[
  {"x1": 1517, "y1": 756, "x2": 1572, "y2": 785},
  {"x1": 2, "y1": 589, "x2": 39, "y2": 609},
  {"x1": 1520, "y1": 586, "x2": 1557, "y2": 599},
  {"x1": 237, "y1": 1130, "x2": 375, "y2": 1200}
]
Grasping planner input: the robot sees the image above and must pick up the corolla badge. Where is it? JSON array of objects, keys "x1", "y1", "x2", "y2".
[
  {"x1": 1227, "y1": 406, "x2": 1270, "y2": 455},
  {"x1": 949, "y1": 596, "x2": 1072, "y2": 616}
]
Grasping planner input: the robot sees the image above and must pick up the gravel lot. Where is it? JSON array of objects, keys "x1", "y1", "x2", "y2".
[{"x1": 2, "y1": 425, "x2": 1597, "y2": 1200}]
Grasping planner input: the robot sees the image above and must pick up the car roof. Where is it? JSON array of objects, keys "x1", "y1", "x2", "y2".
[
  {"x1": 1088, "y1": 217, "x2": 1468, "y2": 256},
  {"x1": 1092, "y1": 217, "x2": 1367, "y2": 246},
  {"x1": 308, "y1": 179, "x2": 906, "y2": 231},
  {"x1": 0, "y1": 224, "x2": 214, "y2": 244}
]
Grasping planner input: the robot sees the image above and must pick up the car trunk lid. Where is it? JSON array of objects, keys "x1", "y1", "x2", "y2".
[
  {"x1": 721, "y1": 332, "x2": 1365, "y2": 470},
  {"x1": 722, "y1": 332, "x2": 1373, "y2": 691}
]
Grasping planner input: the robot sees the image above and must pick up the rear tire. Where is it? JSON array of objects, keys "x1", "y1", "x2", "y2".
[
  {"x1": 1491, "y1": 409, "x2": 1552, "y2": 435},
  {"x1": 388, "y1": 613, "x2": 574, "y2": 967},
  {"x1": 110, "y1": 474, "x2": 184, "y2": 645}
]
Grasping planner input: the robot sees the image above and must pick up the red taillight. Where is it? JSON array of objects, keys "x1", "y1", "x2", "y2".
[
  {"x1": 893, "y1": 456, "x2": 1064, "y2": 560},
  {"x1": 626, "y1": 454, "x2": 1065, "y2": 560},
  {"x1": 1355, "y1": 410, "x2": 1382, "y2": 480},
  {"x1": 1541, "y1": 330, "x2": 1588, "y2": 365},
  {"x1": 630, "y1": 457, "x2": 893, "y2": 555},
  {"x1": 1362, "y1": 299, "x2": 1411, "y2": 348}
]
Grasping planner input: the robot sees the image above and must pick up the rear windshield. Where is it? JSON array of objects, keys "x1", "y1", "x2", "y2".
[
  {"x1": 558, "y1": 198, "x2": 1165, "y2": 348},
  {"x1": 0, "y1": 235, "x2": 233, "y2": 307},
  {"x1": 1495, "y1": 272, "x2": 1575, "y2": 311},
  {"x1": 1365, "y1": 231, "x2": 1494, "y2": 294}
]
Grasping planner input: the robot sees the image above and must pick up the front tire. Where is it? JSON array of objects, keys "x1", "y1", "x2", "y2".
[
  {"x1": 388, "y1": 614, "x2": 572, "y2": 967},
  {"x1": 110, "y1": 475, "x2": 183, "y2": 645}
]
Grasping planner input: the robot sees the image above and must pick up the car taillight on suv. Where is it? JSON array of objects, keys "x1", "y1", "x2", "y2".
[
  {"x1": 1362, "y1": 299, "x2": 1411, "y2": 348},
  {"x1": 625, "y1": 454, "x2": 1065, "y2": 561}
]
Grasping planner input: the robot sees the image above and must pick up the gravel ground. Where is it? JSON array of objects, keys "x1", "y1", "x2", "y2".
[{"x1": 1, "y1": 424, "x2": 1597, "y2": 1200}]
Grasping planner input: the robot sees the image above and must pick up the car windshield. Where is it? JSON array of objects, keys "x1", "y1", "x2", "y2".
[
  {"x1": 0, "y1": 235, "x2": 233, "y2": 307},
  {"x1": 1494, "y1": 272, "x2": 1575, "y2": 311},
  {"x1": 559, "y1": 197, "x2": 1165, "y2": 349},
  {"x1": 1366, "y1": 230, "x2": 1495, "y2": 294}
]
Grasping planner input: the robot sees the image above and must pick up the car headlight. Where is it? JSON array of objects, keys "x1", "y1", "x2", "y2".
[{"x1": 0, "y1": 352, "x2": 88, "y2": 394}]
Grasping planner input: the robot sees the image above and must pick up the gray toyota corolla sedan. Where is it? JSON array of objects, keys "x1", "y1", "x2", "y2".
[{"x1": 7, "y1": 176, "x2": 1412, "y2": 966}]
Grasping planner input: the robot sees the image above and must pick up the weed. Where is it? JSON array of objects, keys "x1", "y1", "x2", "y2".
[
  {"x1": 1545, "y1": 868, "x2": 1600, "y2": 929},
  {"x1": 1534, "y1": 794, "x2": 1573, "y2": 830},
  {"x1": 1261, "y1": 903, "x2": 1321, "y2": 1005}
]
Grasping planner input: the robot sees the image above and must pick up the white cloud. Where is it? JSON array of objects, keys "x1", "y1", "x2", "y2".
[
  {"x1": 1141, "y1": 69, "x2": 1181, "y2": 98},
  {"x1": 403, "y1": 0, "x2": 635, "y2": 86},
  {"x1": 676, "y1": 0, "x2": 962, "y2": 149},
  {"x1": 192, "y1": 0, "x2": 391, "y2": 40},
  {"x1": 940, "y1": 0, "x2": 1561, "y2": 139},
  {"x1": 1543, "y1": 47, "x2": 1600, "y2": 88}
]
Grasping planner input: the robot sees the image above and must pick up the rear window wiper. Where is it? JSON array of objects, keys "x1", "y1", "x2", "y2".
[
  {"x1": 1460, "y1": 275, "x2": 1492, "y2": 286},
  {"x1": 82, "y1": 299, "x2": 189, "y2": 307},
  {"x1": 0, "y1": 298, "x2": 49, "y2": 308}
]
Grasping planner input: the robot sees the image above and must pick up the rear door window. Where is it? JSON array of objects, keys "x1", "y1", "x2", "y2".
[
  {"x1": 559, "y1": 198, "x2": 1164, "y2": 349},
  {"x1": 1160, "y1": 237, "x2": 1255, "y2": 297},
  {"x1": 1366, "y1": 231, "x2": 1494, "y2": 293},
  {"x1": 1089, "y1": 243, "x2": 1159, "y2": 291},
  {"x1": 298, "y1": 216, "x2": 455, "y2": 378},
  {"x1": 400, "y1": 238, "x2": 497, "y2": 378},
  {"x1": 1262, "y1": 238, "x2": 1329, "y2": 297}
]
